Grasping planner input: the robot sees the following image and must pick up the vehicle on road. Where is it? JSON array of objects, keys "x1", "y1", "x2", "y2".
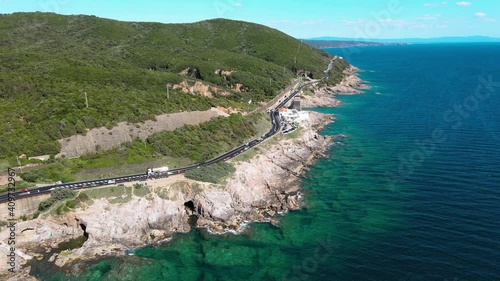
[
  {"x1": 21, "y1": 188, "x2": 29, "y2": 192},
  {"x1": 147, "y1": 166, "x2": 169, "y2": 176}
]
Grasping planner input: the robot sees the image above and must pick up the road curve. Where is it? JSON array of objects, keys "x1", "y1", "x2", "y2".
[{"x1": 0, "y1": 59, "x2": 336, "y2": 204}]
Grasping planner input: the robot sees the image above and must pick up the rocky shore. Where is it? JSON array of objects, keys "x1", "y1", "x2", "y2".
[
  {"x1": 302, "y1": 65, "x2": 369, "y2": 108},
  {"x1": 0, "y1": 65, "x2": 365, "y2": 280}
]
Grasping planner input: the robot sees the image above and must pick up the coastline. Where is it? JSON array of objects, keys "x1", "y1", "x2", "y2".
[
  {"x1": 302, "y1": 65, "x2": 369, "y2": 108},
  {"x1": 0, "y1": 65, "x2": 366, "y2": 281}
]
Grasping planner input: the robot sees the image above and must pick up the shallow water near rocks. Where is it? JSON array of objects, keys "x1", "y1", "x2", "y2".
[{"x1": 30, "y1": 44, "x2": 500, "y2": 280}]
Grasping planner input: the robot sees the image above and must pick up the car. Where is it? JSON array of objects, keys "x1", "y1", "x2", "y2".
[{"x1": 21, "y1": 188, "x2": 29, "y2": 193}]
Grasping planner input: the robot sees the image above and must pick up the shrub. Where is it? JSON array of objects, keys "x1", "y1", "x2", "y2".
[
  {"x1": 185, "y1": 162, "x2": 235, "y2": 184},
  {"x1": 37, "y1": 188, "x2": 76, "y2": 212}
]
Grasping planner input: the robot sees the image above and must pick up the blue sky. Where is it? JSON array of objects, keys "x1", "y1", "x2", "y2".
[{"x1": 1, "y1": 0, "x2": 499, "y2": 39}]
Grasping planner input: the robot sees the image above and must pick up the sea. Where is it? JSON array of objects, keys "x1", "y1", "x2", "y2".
[{"x1": 29, "y1": 44, "x2": 500, "y2": 280}]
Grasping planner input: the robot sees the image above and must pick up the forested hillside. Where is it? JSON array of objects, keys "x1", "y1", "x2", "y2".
[{"x1": 0, "y1": 12, "x2": 349, "y2": 165}]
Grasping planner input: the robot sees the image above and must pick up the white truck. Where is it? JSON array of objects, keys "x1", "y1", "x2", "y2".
[{"x1": 147, "y1": 166, "x2": 169, "y2": 177}]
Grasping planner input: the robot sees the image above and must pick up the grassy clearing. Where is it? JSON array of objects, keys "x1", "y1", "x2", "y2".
[
  {"x1": 185, "y1": 162, "x2": 235, "y2": 184},
  {"x1": 83, "y1": 185, "x2": 126, "y2": 200},
  {"x1": 109, "y1": 186, "x2": 132, "y2": 204},
  {"x1": 283, "y1": 127, "x2": 303, "y2": 139},
  {"x1": 132, "y1": 184, "x2": 150, "y2": 197}
]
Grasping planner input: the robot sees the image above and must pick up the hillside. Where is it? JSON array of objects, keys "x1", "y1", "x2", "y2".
[{"x1": 0, "y1": 12, "x2": 349, "y2": 167}]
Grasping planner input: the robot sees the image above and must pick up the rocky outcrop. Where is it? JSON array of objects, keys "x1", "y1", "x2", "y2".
[
  {"x1": 0, "y1": 111, "x2": 334, "y2": 275},
  {"x1": 0, "y1": 64, "x2": 365, "y2": 279},
  {"x1": 172, "y1": 80, "x2": 232, "y2": 97},
  {"x1": 195, "y1": 112, "x2": 334, "y2": 232},
  {"x1": 214, "y1": 69, "x2": 235, "y2": 76},
  {"x1": 180, "y1": 67, "x2": 203, "y2": 80},
  {"x1": 232, "y1": 83, "x2": 244, "y2": 92},
  {"x1": 302, "y1": 65, "x2": 368, "y2": 108},
  {"x1": 325, "y1": 65, "x2": 369, "y2": 94}
]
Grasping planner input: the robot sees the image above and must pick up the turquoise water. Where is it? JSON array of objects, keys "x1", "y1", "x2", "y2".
[{"x1": 31, "y1": 44, "x2": 500, "y2": 280}]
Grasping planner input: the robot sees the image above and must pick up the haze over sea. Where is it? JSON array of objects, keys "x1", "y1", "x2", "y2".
[{"x1": 31, "y1": 44, "x2": 500, "y2": 281}]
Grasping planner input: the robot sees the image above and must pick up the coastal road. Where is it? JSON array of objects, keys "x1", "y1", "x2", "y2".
[{"x1": 0, "y1": 59, "x2": 336, "y2": 204}]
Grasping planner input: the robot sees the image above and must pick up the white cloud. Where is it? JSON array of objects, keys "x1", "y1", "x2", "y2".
[
  {"x1": 424, "y1": 2, "x2": 447, "y2": 6},
  {"x1": 378, "y1": 19, "x2": 406, "y2": 28},
  {"x1": 456, "y1": 1, "x2": 472, "y2": 6},
  {"x1": 418, "y1": 14, "x2": 441, "y2": 20},
  {"x1": 233, "y1": 3, "x2": 243, "y2": 7},
  {"x1": 342, "y1": 19, "x2": 367, "y2": 27},
  {"x1": 473, "y1": 12, "x2": 496, "y2": 22}
]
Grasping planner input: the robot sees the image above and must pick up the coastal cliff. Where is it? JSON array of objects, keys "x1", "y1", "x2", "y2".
[
  {"x1": 302, "y1": 65, "x2": 369, "y2": 108},
  {"x1": 0, "y1": 68, "x2": 365, "y2": 280},
  {"x1": 1, "y1": 112, "x2": 334, "y2": 274}
]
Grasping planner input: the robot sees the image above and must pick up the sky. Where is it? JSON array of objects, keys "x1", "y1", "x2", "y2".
[{"x1": 0, "y1": 0, "x2": 499, "y2": 39}]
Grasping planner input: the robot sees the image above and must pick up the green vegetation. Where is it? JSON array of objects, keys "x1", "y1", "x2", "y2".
[
  {"x1": 185, "y1": 162, "x2": 236, "y2": 184},
  {"x1": 133, "y1": 184, "x2": 149, "y2": 197},
  {"x1": 0, "y1": 13, "x2": 348, "y2": 166},
  {"x1": 81, "y1": 185, "x2": 132, "y2": 204},
  {"x1": 0, "y1": 180, "x2": 31, "y2": 193},
  {"x1": 147, "y1": 114, "x2": 260, "y2": 163},
  {"x1": 83, "y1": 185, "x2": 125, "y2": 200},
  {"x1": 37, "y1": 187, "x2": 76, "y2": 212},
  {"x1": 0, "y1": 220, "x2": 8, "y2": 231},
  {"x1": 20, "y1": 113, "x2": 265, "y2": 182},
  {"x1": 66, "y1": 192, "x2": 92, "y2": 209}
]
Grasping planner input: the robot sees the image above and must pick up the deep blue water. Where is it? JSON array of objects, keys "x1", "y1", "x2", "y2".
[
  {"x1": 321, "y1": 43, "x2": 500, "y2": 280},
  {"x1": 31, "y1": 44, "x2": 500, "y2": 281}
]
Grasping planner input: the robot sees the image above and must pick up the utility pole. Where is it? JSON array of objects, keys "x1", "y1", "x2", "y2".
[
  {"x1": 167, "y1": 84, "x2": 170, "y2": 100},
  {"x1": 269, "y1": 78, "x2": 272, "y2": 85},
  {"x1": 84, "y1": 92, "x2": 89, "y2": 108}
]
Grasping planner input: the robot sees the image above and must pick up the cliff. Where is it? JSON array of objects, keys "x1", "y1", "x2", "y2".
[
  {"x1": 0, "y1": 67, "x2": 365, "y2": 281},
  {"x1": 0, "y1": 111, "x2": 334, "y2": 275},
  {"x1": 302, "y1": 65, "x2": 369, "y2": 108}
]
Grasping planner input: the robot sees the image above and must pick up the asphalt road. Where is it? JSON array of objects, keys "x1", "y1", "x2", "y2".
[{"x1": 0, "y1": 59, "x2": 335, "y2": 204}]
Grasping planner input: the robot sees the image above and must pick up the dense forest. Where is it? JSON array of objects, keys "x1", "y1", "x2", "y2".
[{"x1": 0, "y1": 12, "x2": 349, "y2": 169}]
